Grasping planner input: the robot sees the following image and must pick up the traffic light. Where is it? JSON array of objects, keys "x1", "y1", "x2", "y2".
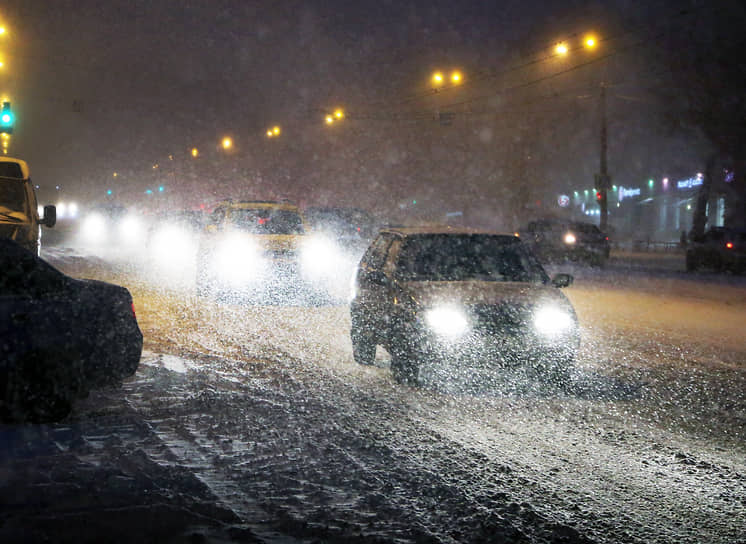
[
  {"x1": 596, "y1": 191, "x2": 602, "y2": 201},
  {"x1": 1, "y1": 102, "x2": 14, "y2": 134}
]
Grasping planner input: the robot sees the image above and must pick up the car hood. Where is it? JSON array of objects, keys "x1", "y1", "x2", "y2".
[{"x1": 400, "y1": 280, "x2": 574, "y2": 312}]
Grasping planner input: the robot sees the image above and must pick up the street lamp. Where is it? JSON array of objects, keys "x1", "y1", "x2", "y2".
[
  {"x1": 325, "y1": 115, "x2": 334, "y2": 125},
  {"x1": 555, "y1": 42, "x2": 569, "y2": 56},
  {"x1": 584, "y1": 35, "x2": 597, "y2": 48},
  {"x1": 334, "y1": 108, "x2": 344, "y2": 120},
  {"x1": 222, "y1": 136, "x2": 233, "y2": 149},
  {"x1": 191, "y1": 147, "x2": 199, "y2": 158},
  {"x1": 451, "y1": 71, "x2": 462, "y2": 84},
  {"x1": 432, "y1": 71, "x2": 444, "y2": 87}
]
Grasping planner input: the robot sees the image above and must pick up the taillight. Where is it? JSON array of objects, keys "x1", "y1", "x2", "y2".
[
  {"x1": 605, "y1": 236, "x2": 609, "y2": 241},
  {"x1": 131, "y1": 302, "x2": 137, "y2": 318},
  {"x1": 726, "y1": 242, "x2": 734, "y2": 250}
]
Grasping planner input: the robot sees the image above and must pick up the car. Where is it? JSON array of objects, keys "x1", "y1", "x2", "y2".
[
  {"x1": 686, "y1": 227, "x2": 746, "y2": 273},
  {"x1": 350, "y1": 226, "x2": 580, "y2": 385},
  {"x1": 518, "y1": 218, "x2": 610, "y2": 266},
  {"x1": 0, "y1": 239, "x2": 143, "y2": 422},
  {"x1": 77, "y1": 202, "x2": 150, "y2": 251},
  {"x1": 0, "y1": 156, "x2": 56, "y2": 255},
  {"x1": 196, "y1": 200, "x2": 326, "y2": 302}
]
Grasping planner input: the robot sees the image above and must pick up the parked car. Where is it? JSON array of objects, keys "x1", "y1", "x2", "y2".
[
  {"x1": 0, "y1": 239, "x2": 142, "y2": 422},
  {"x1": 518, "y1": 218, "x2": 610, "y2": 266},
  {"x1": 350, "y1": 226, "x2": 579, "y2": 385},
  {"x1": 0, "y1": 156, "x2": 56, "y2": 255},
  {"x1": 686, "y1": 227, "x2": 746, "y2": 273}
]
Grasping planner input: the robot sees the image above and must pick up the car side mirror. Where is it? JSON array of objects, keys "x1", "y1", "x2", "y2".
[
  {"x1": 42, "y1": 205, "x2": 56, "y2": 227},
  {"x1": 551, "y1": 273, "x2": 573, "y2": 288}
]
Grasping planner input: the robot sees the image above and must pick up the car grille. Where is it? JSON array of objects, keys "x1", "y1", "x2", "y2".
[
  {"x1": 470, "y1": 302, "x2": 530, "y2": 335},
  {"x1": 265, "y1": 248, "x2": 298, "y2": 260}
]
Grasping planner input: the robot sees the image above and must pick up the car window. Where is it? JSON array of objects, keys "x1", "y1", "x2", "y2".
[
  {"x1": 0, "y1": 179, "x2": 28, "y2": 214},
  {"x1": 227, "y1": 208, "x2": 304, "y2": 235},
  {"x1": 361, "y1": 233, "x2": 395, "y2": 271},
  {"x1": 394, "y1": 234, "x2": 548, "y2": 283}
]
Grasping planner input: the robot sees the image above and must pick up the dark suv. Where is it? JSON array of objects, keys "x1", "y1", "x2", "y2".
[
  {"x1": 350, "y1": 227, "x2": 579, "y2": 385},
  {"x1": 519, "y1": 219, "x2": 610, "y2": 266},
  {"x1": 686, "y1": 227, "x2": 746, "y2": 273}
]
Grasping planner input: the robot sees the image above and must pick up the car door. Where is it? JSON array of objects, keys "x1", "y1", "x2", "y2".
[
  {"x1": 0, "y1": 242, "x2": 79, "y2": 367},
  {"x1": 351, "y1": 233, "x2": 396, "y2": 337}
]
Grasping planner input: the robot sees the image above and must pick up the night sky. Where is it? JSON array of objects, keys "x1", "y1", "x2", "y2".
[{"x1": 1, "y1": 0, "x2": 736, "y2": 227}]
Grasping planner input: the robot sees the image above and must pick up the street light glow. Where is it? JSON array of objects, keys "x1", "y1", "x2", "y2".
[
  {"x1": 325, "y1": 115, "x2": 334, "y2": 125},
  {"x1": 555, "y1": 43, "x2": 569, "y2": 55},
  {"x1": 222, "y1": 136, "x2": 233, "y2": 149},
  {"x1": 267, "y1": 129, "x2": 274, "y2": 137},
  {"x1": 334, "y1": 108, "x2": 344, "y2": 119},
  {"x1": 272, "y1": 126, "x2": 280, "y2": 135},
  {"x1": 584, "y1": 35, "x2": 596, "y2": 48},
  {"x1": 191, "y1": 147, "x2": 199, "y2": 157},
  {"x1": 451, "y1": 71, "x2": 462, "y2": 84},
  {"x1": 432, "y1": 71, "x2": 444, "y2": 86}
]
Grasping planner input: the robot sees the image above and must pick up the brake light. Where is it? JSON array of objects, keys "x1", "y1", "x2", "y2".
[
  {"x1": 131, "y1": 302, "x2": 137, "y2": 319},
  {"x1": 605, "y1": 236, "x2": 609, "y2": 241},
  {"x1": 726, "y1": 242, "x2": 734, "y2": 249}
]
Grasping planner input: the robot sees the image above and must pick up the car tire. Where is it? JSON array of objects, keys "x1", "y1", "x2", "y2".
[
  {"x1": 390, "y1": 347, "x2": 420, "y2": 386},
  {"x1": 351, "y1": 326, "x2": 376, "y2": 365},
  {"x1": 685, "y1": 252, "x2": 698, "y2": 272}
]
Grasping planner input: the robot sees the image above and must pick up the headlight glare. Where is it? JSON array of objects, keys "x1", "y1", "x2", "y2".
[
  {"x1": 425, "y1": 306, "x2": 470, "y2": 338},
  {"x1": 533, "y1": 306, "x2": 574, "y2": 336}
]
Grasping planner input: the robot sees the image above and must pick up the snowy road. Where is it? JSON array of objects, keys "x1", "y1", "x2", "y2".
[{"x1": 2, "y1": 249, "x2": 745, "y2": 543}]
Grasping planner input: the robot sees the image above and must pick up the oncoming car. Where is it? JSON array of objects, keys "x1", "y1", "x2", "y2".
[
  {"x1": 519, "y1": 218, "x2": 610, "y2": 266},
  {"x1": 350, "y1": 227, "x2": 580, "y2": 385},
  {"x1": 196, "y1": 200, "x2": 342, "y2": 302},
  {"x1": 77, "y1": 203, "x2": 148, "y2": 251}
]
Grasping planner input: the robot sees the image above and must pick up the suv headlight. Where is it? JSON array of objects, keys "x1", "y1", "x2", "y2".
[
  {"x1": 563, "y1": 232, "x2": 577, "y2": 245},
  {"x1": 302, "y1": 236, "x2": 341, "y2": 276},
  {"x1": 214, "y1": 234, "x2": 266, "y2": 284},
  {"x1": 533, "y1": 305, "x2": 574, "y2": 336},
  {"x1": 424, "y1": 306, "x2": 470, "y2": 338}
]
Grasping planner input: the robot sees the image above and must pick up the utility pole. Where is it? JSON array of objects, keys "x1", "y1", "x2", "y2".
[{"x1": 595, "y1": 83, "x2": 611, "y2": 233}]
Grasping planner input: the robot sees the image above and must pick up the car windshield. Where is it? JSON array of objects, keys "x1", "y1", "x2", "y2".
[
  {"x1": 395, "y1": 234, "x2": 549, "y2": 283},
  {"x1": 0, "y1": 179, "x2": 28, "y2": 214},
  {"x1": 228, "y1": 208, "x2": 304, "y2": 235}
]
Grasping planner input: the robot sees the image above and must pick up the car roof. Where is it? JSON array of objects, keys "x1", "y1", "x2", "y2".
[
  {"x1": 379, "y1": 225, "x2": 518, "y2": 238},
  {"x1": 214, "y1": 200, "x2": 300, "y2": 212},
  {"x1": 0, "y1": 156, "x2": 30, "y2": 180}
]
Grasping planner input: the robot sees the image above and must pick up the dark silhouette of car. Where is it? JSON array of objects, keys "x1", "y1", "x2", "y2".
[
  {"x1": 519, "y1": 219, "x2": 610, "y2": 266},
  {"x1": 0, "y1": 239, "x2": 142, "y2": 422},
  {"x1": 686, "y1": 227, "x2": 746, "y2": 273},
  {"x1": 350, "y1": 227, "x2": 579, "y2": 385}
]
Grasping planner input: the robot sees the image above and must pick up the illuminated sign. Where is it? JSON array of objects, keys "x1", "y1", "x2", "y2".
[
  {"x1": 677, "y1": 173, "x2": 704, "y2": 190},
  {"x1": 557, "y1": 194, "x2": 570, "y2": 207},
  {"x1": 618, "y1": 186, "x2": 640, "y2": 201}
]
